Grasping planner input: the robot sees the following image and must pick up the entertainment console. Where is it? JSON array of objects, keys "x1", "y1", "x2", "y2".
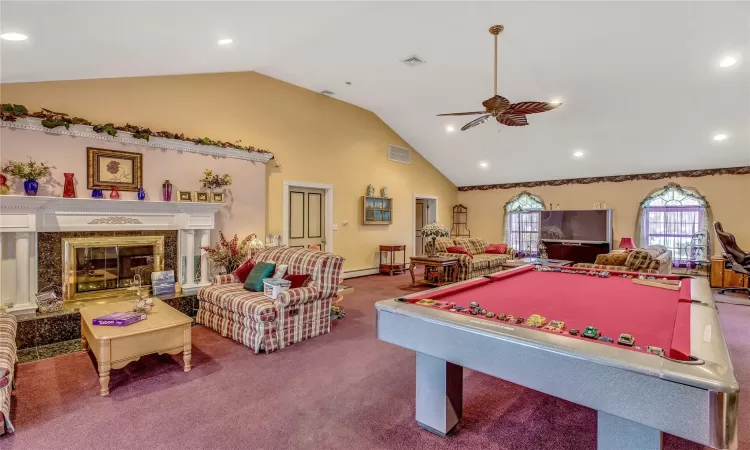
[{"x1": 539, "y1": 209, "x2": 613, "y2": 264}]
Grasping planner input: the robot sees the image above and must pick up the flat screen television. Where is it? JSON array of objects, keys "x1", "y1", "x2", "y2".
[{"x1": 540, "y1": 210, "x2": 612, "y2": 243}]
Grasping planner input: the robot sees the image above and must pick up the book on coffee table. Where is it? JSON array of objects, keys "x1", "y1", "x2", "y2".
[{"x1": 92, "y1": 312, "x2": 147, "y2": 327}]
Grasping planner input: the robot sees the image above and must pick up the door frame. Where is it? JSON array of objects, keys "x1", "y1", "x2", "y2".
[
  {"x1": 283, "y1": 180, "x2": 334, "y2": 253},
  {"x1": 413, "y1": 194, "x2": 439, "y2": 257}
]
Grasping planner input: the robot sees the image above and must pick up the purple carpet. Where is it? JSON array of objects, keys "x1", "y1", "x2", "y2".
[{"x1": 4, "y1": 273, "x2": 749, "y2": 450}]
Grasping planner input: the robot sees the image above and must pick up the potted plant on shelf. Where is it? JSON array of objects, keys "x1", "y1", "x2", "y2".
[
  {"x1": 422, "y1": 222, "x2": 450, "y2": 257},
  {"x1": 201, "y1": 231, "x2": 253, "y2": 274},
  {"x1": 1, "y1": 158, "x2": 55, "y2": 196},
  {"x1": 199, "y1": 169, "x2": 232, "y2": 202}
]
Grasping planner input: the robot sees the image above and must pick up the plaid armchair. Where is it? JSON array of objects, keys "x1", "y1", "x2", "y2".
[
  {"x1": 0, "y1": 314, "x2": 17, "y2": 435},
  {"x1": 573, "y1": 245, "x2": 672, "y2": 275},
  {"x1": 435, "y1": 237, "x2": 514, "y2": 281},
  {"x1": 198, "y1": 247, "x2": 343, "y2": 353}
]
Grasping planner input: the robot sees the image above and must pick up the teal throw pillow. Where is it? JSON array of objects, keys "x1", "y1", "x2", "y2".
[{"x1": 244, "y1": 262, "x2": 277, "y2": 292}]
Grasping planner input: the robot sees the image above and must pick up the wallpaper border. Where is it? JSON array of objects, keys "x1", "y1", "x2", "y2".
[{"x1": 458, "y1": 166, "x2": 750, "y2": 191}]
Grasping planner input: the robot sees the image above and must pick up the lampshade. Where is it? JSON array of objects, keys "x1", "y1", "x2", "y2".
[
  {"x1": 421, "y1": 222, "x2": 450, "y2": 239},
  {"x1": 618, "y1": 237, "x2": 635, "y2": 249}
]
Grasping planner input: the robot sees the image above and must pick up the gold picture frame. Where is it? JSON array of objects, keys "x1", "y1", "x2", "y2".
[
  {"x1": 177, "y1": 191, "x2": 194, "y2": 202},
  {"x1": 195, "y1": 192, "x2": 210, "y2": 203},
  {"x1": 211, "y1": 192, "x2": 225, "y2": 203},
  {"x1": 87, "y1": 148, "x2": 142, "y2": 191}
]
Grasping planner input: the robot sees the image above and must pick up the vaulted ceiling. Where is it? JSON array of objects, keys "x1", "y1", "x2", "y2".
[{"x1": 2, "y1": 1, "x2": 748, "y2": 186}]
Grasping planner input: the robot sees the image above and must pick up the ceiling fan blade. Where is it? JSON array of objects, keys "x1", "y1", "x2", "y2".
[
  {"x1": 436, "y1": 111, "x2": 487, "y2": 116},
  {"x1": 497, "y1": 114, "x2": 528, "y2": 127},
  {"x1": 506, "y1": 101, "x2": 561, "y2": 115},
  {"x1": 461, "y1": 115, "x2": 491, "y2": 131},
  {"x1": 481, "y1": 95, "x2": 510, "y2": 112}
]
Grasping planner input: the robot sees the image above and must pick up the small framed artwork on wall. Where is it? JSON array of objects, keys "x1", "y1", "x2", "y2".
[
  {"x1": 87, "y1": 148, "x2": 143, "y2": 191},
  {"x1": 211, "y1": 192, "x2": 225, "y2": 203},
  {"x1": 177, "y1": 191, "x2": 194, "y2": 202},
  {"x1": 195, "y1": 192, "x2": 209, "y2": 203}
]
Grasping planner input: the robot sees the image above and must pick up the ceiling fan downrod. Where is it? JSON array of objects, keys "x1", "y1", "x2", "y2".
[{"x1": 489, "y1": 25, "x2": 504, "y2": 97}]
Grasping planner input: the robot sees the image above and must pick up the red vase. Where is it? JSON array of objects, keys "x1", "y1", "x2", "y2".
[
  {"x1": 63, "y1": 173, "x2": 76, "y2": 198},
  {"x1": 109, "y1": 187, "x2": 120, "y2": 199}
]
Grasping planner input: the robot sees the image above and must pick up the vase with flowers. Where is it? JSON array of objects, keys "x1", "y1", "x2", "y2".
[
  {"x1": 199, "y1": 169, "x2": 232, "y2": 200},
  {"x1": 1, "y1": 158, "x2": 55, "y2": 196},
  {"x1": 200, "y1": 231, "x2": 253, "y2": 274},
  {"x1": 421, "y1": 222, "x2": 450, "y2": 257}
]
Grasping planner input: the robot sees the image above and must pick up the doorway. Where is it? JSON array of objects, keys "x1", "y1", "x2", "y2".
[
  {"x1": 283, "y1": 181, "x2": 334, "y2": 252},
  {"x1": 413, "y1": 194, "x2": 438, "y2": 257}
]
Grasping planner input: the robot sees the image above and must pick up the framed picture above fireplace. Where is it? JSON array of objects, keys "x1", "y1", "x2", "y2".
[{"x1": 87, "y1": 147, "x2": 143, "y2": 192}]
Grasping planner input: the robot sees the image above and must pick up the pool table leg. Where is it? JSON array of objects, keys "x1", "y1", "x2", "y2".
[
  {"x1": 597, "y1": 411, "x2": 663, "y2": 450},
  {"x1": 415, "y1": 352, "x2": 463, "y2": 437}
]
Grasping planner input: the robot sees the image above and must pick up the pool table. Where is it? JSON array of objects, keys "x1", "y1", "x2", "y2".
[{"x1": 375, "y1": 264, "x2": 739, "y2": 450}]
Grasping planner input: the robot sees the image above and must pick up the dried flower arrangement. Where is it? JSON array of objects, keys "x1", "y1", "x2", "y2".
[
  {"x1": 199, "y1": 169, "x2": 232, "y2": 191},
  {"x1": 1, "y1": 157, "x2": 55, "y2": 181},
  {"x1": 1, "y1": 103, "x2": 272, "y2": 156},
  {"x1": 201, "y1": 231, "x2": 252, "y2": 273}
]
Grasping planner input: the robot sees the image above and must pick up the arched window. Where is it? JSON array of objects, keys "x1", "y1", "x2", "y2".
[
  {"x1": 503, "y1": 191, "x2": 545, "y2": 256},
  {"x1": 636, "y1": 183, "x2": 712, "y2": 266}
]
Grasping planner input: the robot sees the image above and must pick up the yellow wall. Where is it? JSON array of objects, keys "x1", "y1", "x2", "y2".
[
  {"x1": 0, "y1": 72, "x2": 458, "y2": 272},
  {"x1": 457, "y1": 174, "x2": 750, "y2": 256}
]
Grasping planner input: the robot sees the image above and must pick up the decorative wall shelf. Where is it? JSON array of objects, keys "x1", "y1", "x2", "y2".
[{"x1": 0, "y1": 117, "x2": 273, "y2": 163}]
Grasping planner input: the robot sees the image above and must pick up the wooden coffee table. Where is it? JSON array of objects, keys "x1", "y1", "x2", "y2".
[
  {"x1": 409, "y1": 256, "x2": 458, "y2": 287},
  {"x1": 80, "y1": 298, "x2": 192, "y2": 396}
]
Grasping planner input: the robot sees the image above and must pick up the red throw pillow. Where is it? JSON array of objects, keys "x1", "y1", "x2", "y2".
[
  {"x1": 446, "y1": 246, "x2": 473, "y2": 258},
  {"x1": 284, "y1": 274, "x2": 311, "y2": 289},
  {"x1": 485, "y1": 243, "x2": 508, "y2": 254},
  {"x1": 232, "y1": 259, "x2": 255, "y2": 283}
]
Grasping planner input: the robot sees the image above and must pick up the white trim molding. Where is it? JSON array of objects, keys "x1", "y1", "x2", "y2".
[
  {"x1": 282, "y1": 180, "x2": 334, "y2": 254},
  {"x1": 1, "y1": 117, "x2": 274, "y2": 163},
  {"x1": 412, "y1": 194, "x2": 439, "y2": 257}
]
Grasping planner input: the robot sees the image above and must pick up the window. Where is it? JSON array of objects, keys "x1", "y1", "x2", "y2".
[
  {"x1": 503, "y1": 192, "x2": 545, "y2": 256},
  {"x1": 640, "y1": 183, "x2": 710, "y2": 265}
]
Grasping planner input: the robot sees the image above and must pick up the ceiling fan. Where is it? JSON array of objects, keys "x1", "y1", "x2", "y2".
[{"x1": 437, "y1": 25, "x2": 561, "y2": 130}]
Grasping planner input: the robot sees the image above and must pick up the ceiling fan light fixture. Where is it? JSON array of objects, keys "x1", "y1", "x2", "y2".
[{"x1": 549, "y1": 98, "x2": 562, "y2": 105}]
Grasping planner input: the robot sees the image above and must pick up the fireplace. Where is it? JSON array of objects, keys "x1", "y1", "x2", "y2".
[{"x1": 62, "y1": 236, "x2": 165, "y2": 302}]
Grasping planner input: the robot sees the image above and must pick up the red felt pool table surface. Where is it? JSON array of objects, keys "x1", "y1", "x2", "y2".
[{"x1": 406, "y1": 265, "x2": 692, "y2": 360}]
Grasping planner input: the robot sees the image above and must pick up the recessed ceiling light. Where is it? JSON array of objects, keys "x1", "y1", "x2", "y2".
[
  {"x1": 445, "y1": 125, "x2": 455, "y2": 132},
  {"x1": 217, "y1": 38, "x2": 233, "y2": 45},
  {"x1": 719, "y1": 57, "x2": 737, "y2": 68},
  {"x1": 573, "y1": 150, "x2": 584, "y2": 158},
  {"x1": 713, "y1": 134, "x2": 728, "y2": 141},
  {"x1": 0, "y1": 33, "x2": 28, "y2": 41},
  {"x1": 478, "y1": 161, "x2": 489, "y2": 169}
]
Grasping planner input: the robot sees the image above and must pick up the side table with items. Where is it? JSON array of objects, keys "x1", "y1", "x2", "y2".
[
  {"x1": 409, "y1": 256, "x2": 458, "y2": 287},
  {"x1": 380, "y1": 245, "x2": 407, "y2": 276}
]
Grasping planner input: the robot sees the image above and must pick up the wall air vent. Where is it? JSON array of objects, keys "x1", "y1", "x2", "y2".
[
  {"x1": 388, "y1": 145, "x2": 411, "y2": 164},
  {"x1": 401, "y1": 55, "x2": 426, "y2": 67},
  {"x1": 320, "y1": 90, "x2": 335, "y2": 96}
]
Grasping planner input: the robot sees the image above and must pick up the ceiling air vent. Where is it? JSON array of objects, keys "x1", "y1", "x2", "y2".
[
  {"x1": 320, "y1": 90, "x2": 335, "y2": 96},
  {"x1": 388, "y1": 145, "x2": 411, "y2": 164},
  {"x1": 401, "y1": 55, "x2": 426, "y2": 67}
]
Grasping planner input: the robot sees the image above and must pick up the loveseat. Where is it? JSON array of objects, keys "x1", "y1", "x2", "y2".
[
  {"x1": 573, "y1": 245, "x2": 672, "y2": 274},
  {"x1": 435, "y1": 237, "x2": 514, "y2": 281},
  {"x1": 0, "y1": 313, "x2": 17, "y2": 435},
  {"x1": 197, "y1": 247, "x2": 344, "y2": 353}
]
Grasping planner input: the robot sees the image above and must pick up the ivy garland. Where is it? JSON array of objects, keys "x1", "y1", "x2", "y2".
[{"x1": 0, "y1": 103, "x2": 272, "y2": 156}]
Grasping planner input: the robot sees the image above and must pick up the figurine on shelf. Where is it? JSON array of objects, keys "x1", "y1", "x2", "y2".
[
  {"x1": 380, "y1": 186, "x2": 388, "y2": 198},
  {"x1": 366, "y1": 184, "x2": 375, "y2": 196},
  {"x1": 0, "y1": 174, "x2": 9, "y2": 195}
]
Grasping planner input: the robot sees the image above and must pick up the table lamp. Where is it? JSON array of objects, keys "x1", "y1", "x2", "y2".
[{"x1": 619, "y1": 237, "x2": 635, "y2": 252}]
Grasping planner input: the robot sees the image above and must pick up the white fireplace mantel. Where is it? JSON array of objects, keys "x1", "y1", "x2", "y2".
[{"x1": 0, "y1": 195, "x2": 224, "y2": 314}]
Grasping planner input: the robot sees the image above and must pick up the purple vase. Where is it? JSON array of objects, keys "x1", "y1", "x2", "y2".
[
  {"x1": 162, "y1": 180, "x2": 173, "y2": 201},
  {"x1": 23, "y1": 179, "x2": 39, "y2": 196}
]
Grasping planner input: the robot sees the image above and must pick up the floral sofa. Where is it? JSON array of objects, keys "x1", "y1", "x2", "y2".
[
  {"x1": 197, "y1": 247, "x2": 343, "y2": 353},
  {"x1": 573, "y1": 245, "x2": 673, "y2": 274},
  {"x1": 0, "y1": 313, "x2": 17, "y2": 435},
  {"x1": 435, "y1": 237, "x2": 514, "y2": 281}
]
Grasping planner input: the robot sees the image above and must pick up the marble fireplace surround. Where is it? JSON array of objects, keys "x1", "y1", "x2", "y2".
[{"x1": 0, "y1": 196, "x2": 224, "y2": 314}]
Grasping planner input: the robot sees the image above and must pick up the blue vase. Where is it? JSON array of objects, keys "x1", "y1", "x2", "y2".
[
  {"x1": 23, "y1": 179, "x2": 38, "y2": 196},
  {"x1": 91, "y1": 189, "x2": 104, "y2": 198},
  {"x1": 137, "y1": 187, "x2": 146, "y2": 201}
]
